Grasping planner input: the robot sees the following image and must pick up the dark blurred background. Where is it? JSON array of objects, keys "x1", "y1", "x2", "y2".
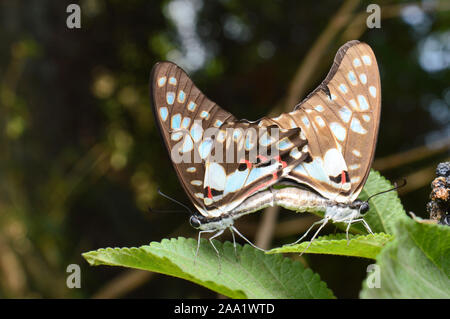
[{"x1": 0, "y1": 0, "x2": 448, "y2": 298}]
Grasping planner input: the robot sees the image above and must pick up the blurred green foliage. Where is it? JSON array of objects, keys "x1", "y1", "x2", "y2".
[{"x1": 0, "y1": 0, "x2": 448, "y2": 298}]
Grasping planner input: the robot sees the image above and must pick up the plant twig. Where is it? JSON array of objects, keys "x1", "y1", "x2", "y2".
[
  {"x1": 93, "y1": 269, "x2": 155, "y2": 299},
  {"x1": 373, "y1": 137, "x2": 450, "y2": 172},
  {"x1": 281, "y1": 0, "x2": 361, "y2": 112},
  {"x1": 254, "y1": 205, "x2": 279, "y2": 250}
]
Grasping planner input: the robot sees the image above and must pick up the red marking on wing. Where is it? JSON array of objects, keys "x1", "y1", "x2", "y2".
[
  {"x1": 245, "y1": 169, "x2": 280, "y2": 198},
  {"x1": 207, "y1": 186, "x2": 212, "y2": 199},
  {"x1": 341, "y1": 171, "x2": 347, "y2": 184}
]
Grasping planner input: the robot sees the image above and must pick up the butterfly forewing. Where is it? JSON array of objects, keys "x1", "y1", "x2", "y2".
[
  {"x1": 151, "y1": 62, "x2": 237, "y2": 212},
  {"x1": 260, "y1": 41, "x2": 381, "y2": 203}
]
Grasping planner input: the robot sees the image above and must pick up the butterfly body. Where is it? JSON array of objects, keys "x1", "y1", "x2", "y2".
[{"x1": 226, "y1": 185, "x2": 368, "y2": 225}]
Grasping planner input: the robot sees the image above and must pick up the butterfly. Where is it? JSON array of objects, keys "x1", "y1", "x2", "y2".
[{"x1": 150, "y1": 40, "x2": 381, "y2": 257}]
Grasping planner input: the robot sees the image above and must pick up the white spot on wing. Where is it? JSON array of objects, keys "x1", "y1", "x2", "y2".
[
  {"x1": 348, "y1": 71, "x2": 357, "y2": 85},
  {"x1": 290, "y1": 147, "x2": 302, "y2": 160},
  {"x1": 187, "y1": 101, "x2": 197, "y2": 111},
  {"x1": 158, "y1": 76, "x2": 166, "y2": 87},
  {"x1": 369, "y1": 86, "x2": 377, "y2": 98},
  {"x1": 171, "y1": 131, "x2": 183, "y2": 141},
  {"x1": 301, "y1": 116, "x2": 310, "y2": 128},
  {"x1": 177, "y1": 90, "x2": 186, "y2": 103},
  {"x1": 205, "y1": 163, "x2": 226, "y2": 191},
  {"x1": 351, "y1": 176, "x2": 361, "y2": 183},
  {"x1": 200, "y1": 111, "x2": 210, "y2": 120},
  {"x1": 217, "y1": 130, "x2": 226, "y2": 143},
  {"x1": 190, "y1": 123, "x2": 203, "y2": 143},
  {"x1": 359, "y1": 73, "x2": 367, "y2": 84},
  {"x1": 350, "y1": 118, "x2": 368, "y2": 134},
  {"x1": 323, "y1": 148, "x2": 347, "y2": 177},
  {"x1": 159, "y1": 107, "x2": 168, "y2": 121},
  {"x1": 315, "y1": 116, "x2": 325, "y2": 127},
  {"x1": 330, "y1": 122, "x2": 346, "y2": 141},
  {"x1": 171, "y1": 113, "x2": 181, "y2": 130},
  {"x1": 352, "y1": 149, "x2": 362, "y2": 157},
  {"x1": 315, "y1": 105, "x2": 324, "y2": 112},
  {"x1": 166, "y1": 92, "x2": 175, "y2": 105},
  {"x1": 357, "y1": 95, "x2": 369, "y2": 111},
  {"x1": 277, "y1": 137, "x2": 294, "y2": 150},
  {"x1": 293, "y1": 158, "x2": 328, "y2": 183},
  {"x1": 181, "y1": 135, "x2": 194, "y2": 153},
  {"x1": 199, "y1": 138, "x2": 213, "y2": 159},
  {"x1": 181, "y1": 117, "x2": 191, "y2": 129},
  {"x1": 362, "y1": 55, "x2": 372, "y2": 65},
  {"x1": 353, "y1": 58, "x2": 361, "y2": 67},
  {"x1": 339, "y1": 106, "x2": 352, "y2": 123}
]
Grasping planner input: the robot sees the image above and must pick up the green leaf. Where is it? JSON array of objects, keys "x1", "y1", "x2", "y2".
[
  {"x1": 83, "y1": 237, "x2": 335, "y2": 299},
  {"x1": 356, "y1": 170, "x2": 408, "y2": 234},
  {"x1": 360, "y1": 217, "x2": 450, "y2": 298},
  {"x1": 268, "y1": 233, "x2": 393, "y2": 259}
]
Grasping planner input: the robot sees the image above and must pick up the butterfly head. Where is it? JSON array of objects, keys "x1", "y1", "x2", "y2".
[
  {"x1": 352, "y1": 199, "x2": 370, "y2": 215},
  {"x1": 189, "y1": 213, "x2": 235, "y2": 231},
  {"x1": 189, "y1": 214, "x2": 204, "y2": 229}
]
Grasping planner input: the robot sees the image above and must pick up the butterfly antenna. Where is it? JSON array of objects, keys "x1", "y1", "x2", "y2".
[
  {"x1": 148, "y1": 207, "x2": 189, "y2": 214},
  {"x1": 366, "y1": 178, "x2": 407, "y2": 202},
  {"x1": 153, "y1": 188, "x2": 194, "y2": 215}
]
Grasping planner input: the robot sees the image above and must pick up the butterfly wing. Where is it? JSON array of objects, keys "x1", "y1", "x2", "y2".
[
  {"x1": 150, "y1": 62, "x2": 307, "y2": 217},
  {"x1": 260, "y1": 41, "x2": 381, "y2": 202},
  {"x1": 150, "y1": 62, "x2": 236, "y2": 213}
]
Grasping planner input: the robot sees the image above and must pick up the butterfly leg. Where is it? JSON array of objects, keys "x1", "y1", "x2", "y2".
[
  {"x1": 208, "y1": 229, "x2": 225, "y2": 274},
  {"x1": 195, "y1": 229, "x2": 216, "y2": 266},
  {"x1": 351, "y1": 218, "x2": 374, "y2": 235},
  {"x1": 228, "y1": 226, "x2": 239, "y2": 262},
  {"x1": 287, "y1": 218, "x2": 326, "y2": 246},
  {"x1": 345, "y1": 216, "x2": 355, "y2": 246},
  {"x1": 231, "y1": 226, "x2": 266, "y2": 252},
  {"x1": 300, "y1": 217, "x2": 330, "y2": 256}
]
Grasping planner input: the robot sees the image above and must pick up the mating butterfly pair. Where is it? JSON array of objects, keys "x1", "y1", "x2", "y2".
[{"x1": 150, "y1": 40, "x2": 381, "y2": 257}]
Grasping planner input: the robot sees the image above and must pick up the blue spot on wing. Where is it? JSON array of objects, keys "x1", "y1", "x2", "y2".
[
  {"x1": 171, "y1": 114, "x2": 181, "y2": 129},
  {"x1": 167, "y1": 92, "x2": 175, "y2": 105},
  {"x1": 224, "y1": 169, "x2": 249, "y2": 195},
  {"x1": 159, "y1": 107, "x2": 168, "y2": 121}
]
